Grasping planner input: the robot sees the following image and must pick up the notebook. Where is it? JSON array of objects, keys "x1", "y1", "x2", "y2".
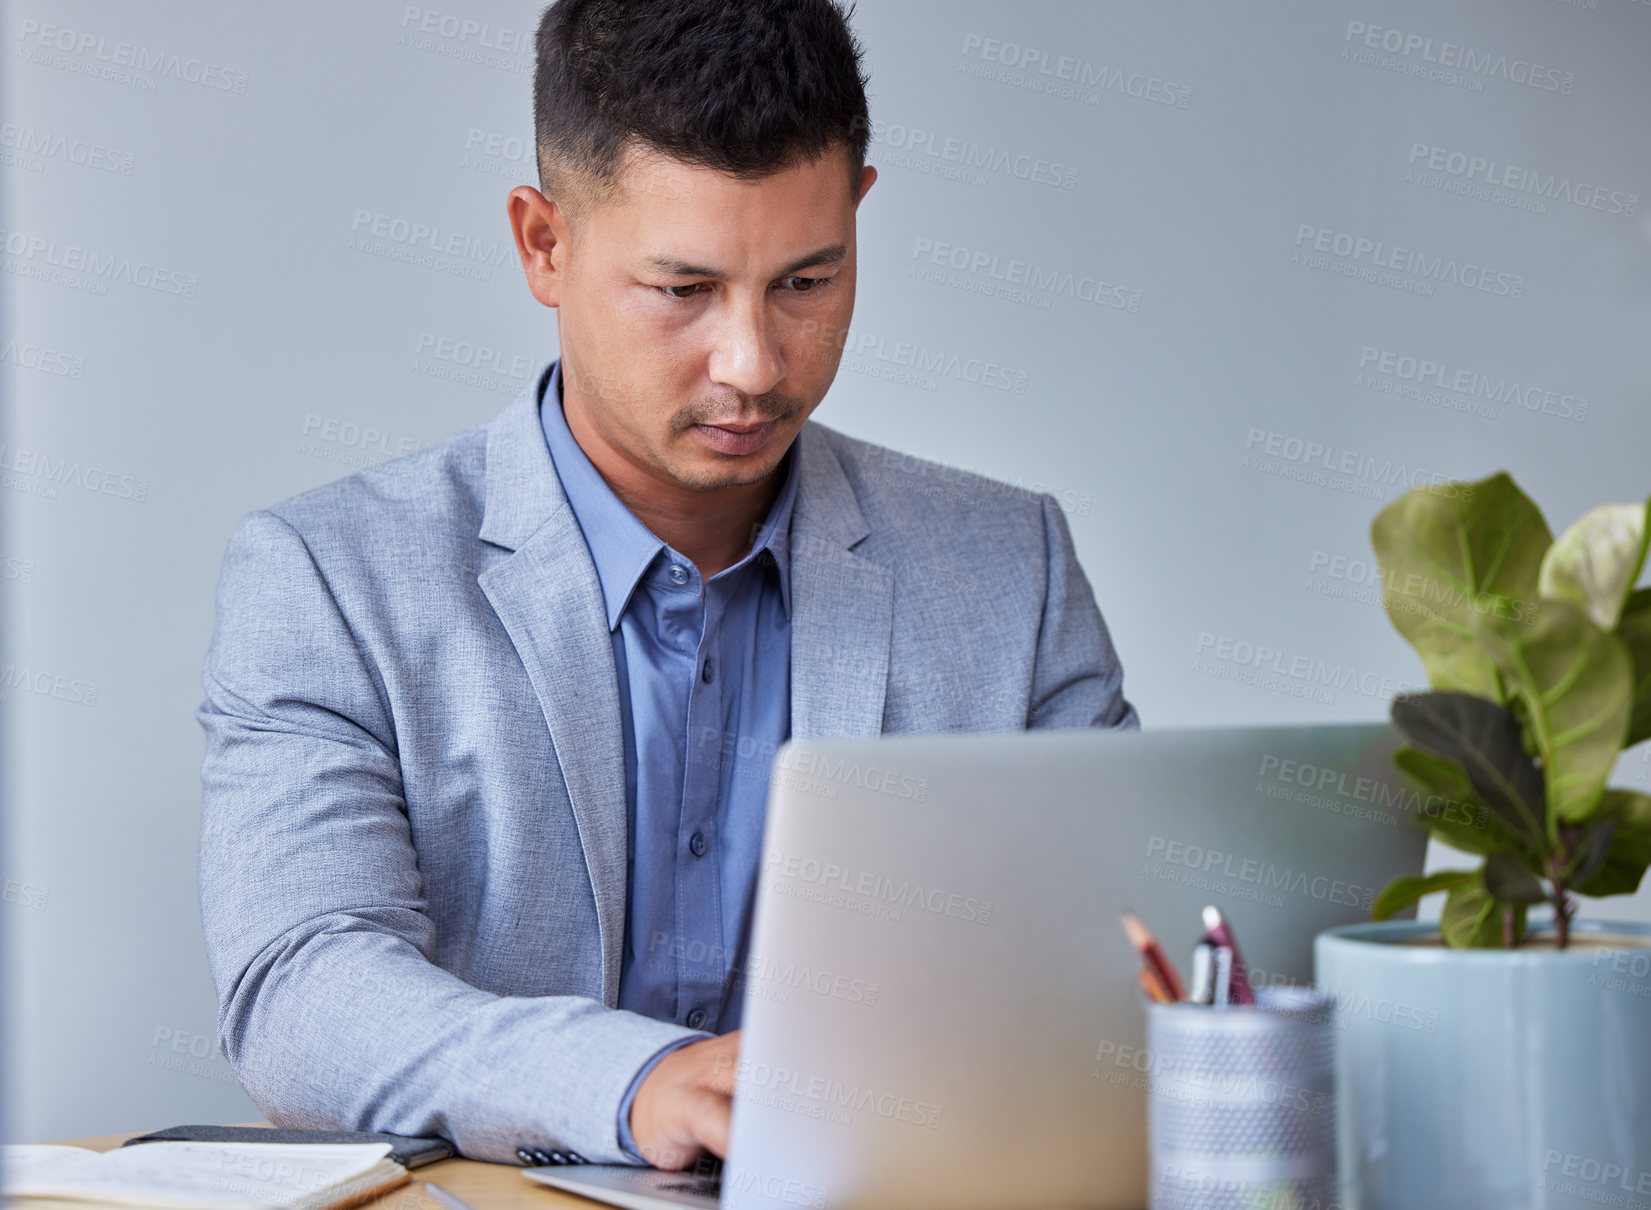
[{"x1": 0, "y1": 1140, "x2": 407, "y2": 1210}]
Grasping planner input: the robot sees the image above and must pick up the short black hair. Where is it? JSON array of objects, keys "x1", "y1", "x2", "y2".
[{"x1": 532, "y1": 0, "x2": 871, "y2": 229}]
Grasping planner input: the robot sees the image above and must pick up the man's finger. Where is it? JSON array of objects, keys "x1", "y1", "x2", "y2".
[
  {"x1": 689, "y1": 1086, "x2": 733, "y2": 1158},
  {"x1": 703, "y1": 1032, "x2": 741, "y2": 1097}
]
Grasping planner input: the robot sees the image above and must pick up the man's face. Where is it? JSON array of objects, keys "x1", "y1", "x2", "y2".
[{"x1": 515, "y1": 142, "x2": 876, "y2": 492}]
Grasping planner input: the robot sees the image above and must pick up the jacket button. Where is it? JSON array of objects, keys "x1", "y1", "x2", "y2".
[{"x1": 686, "y1": 1007, "x2": 708, "y2": 1030}]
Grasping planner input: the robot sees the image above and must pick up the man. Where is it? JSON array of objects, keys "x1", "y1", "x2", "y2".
[{"x1": 196, "y1": 0, "x2": 1136, "y2": 1175}]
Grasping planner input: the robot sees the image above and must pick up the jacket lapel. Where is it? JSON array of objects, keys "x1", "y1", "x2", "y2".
[
  {"x1": 786, "y1": 424, "x2": 895, "y2": 739},
  {"x1": 476, "y1": 366, "x2": 629, "y2": 1006}
]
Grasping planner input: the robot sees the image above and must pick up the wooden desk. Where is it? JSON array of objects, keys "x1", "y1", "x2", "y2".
[
  {"x1": 14, "y1": 1124, "x2": 592, "y2": 1209},
  {"x1": 18, "y1": 1126, "x2": 1117, "y2": 1209}
]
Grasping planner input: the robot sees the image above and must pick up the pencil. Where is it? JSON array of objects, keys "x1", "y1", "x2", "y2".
[
  {"x1": 1137, "y1": 966, "x2": 1173, "y2": 1003},
  {"x1": 1121, "y1": 909, "x2": 1186, "y2": 1002}
]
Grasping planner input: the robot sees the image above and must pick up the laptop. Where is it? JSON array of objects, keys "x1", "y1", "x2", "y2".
[{"x1": 526, "y1": 723, "x2": 1428, "y2": 1209}]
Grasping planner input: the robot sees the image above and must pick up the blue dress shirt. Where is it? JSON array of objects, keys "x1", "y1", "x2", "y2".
[{"x1": 538, "y1": 359, "x2": 797, "y2": 1160}]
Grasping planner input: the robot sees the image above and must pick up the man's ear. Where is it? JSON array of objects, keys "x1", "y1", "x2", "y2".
[
  {"x1": 854, "y1": 164, "x2": 877, "y2": 209},
  {"x1": 507, "y1": 185, "x2": 565, "y2": 309}
]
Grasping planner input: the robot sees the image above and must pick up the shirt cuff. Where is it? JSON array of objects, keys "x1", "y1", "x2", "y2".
[{"x1": 616, "y1": 1036, "x2": 706, "y2": 1164}]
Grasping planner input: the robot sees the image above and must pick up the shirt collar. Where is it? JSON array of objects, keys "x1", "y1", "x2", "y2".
[{"x1": 539, "y1": 358, "x2": 797, "y2": 630}]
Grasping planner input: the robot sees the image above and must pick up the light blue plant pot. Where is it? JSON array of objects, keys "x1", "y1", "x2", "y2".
[{"x1": 1315, "y1": 919, "x2": 1651, "y2": 1210}]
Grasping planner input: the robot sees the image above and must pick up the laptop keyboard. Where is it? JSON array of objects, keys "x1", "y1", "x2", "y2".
[{"x1": 655, "y1": 1175, "x2": 723, "y2": 1198}]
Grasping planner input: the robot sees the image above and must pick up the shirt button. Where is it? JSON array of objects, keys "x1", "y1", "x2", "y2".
[
  {"x1": 701, "y1": 659, "x2": 715, "y2": 683},
  {"x1": 686, "y1": 1007, "x2": 708, "y2": 1030},
  {"x1": 668, "y1": 564, "x2": 689, "y2": 585},
  {"x1": 689, "y1": 831, "x2": 708, "y2": 858}
]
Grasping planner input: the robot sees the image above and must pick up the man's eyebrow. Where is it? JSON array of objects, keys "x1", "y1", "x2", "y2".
[{"x1": 644, "y1": 244, "x2": 848, "y2": 280}]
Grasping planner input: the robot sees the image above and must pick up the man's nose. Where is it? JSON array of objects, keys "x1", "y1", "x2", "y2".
[{"x1": 707, "y1": 298, "x2": 785, "y2": 399}]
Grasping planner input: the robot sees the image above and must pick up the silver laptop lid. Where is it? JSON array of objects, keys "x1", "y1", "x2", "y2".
[{"x1": 721, "y1": 723, "x2": 1427, "y2": 1210}]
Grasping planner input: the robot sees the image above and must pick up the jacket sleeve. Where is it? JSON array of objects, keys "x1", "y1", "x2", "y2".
[
  {"x1": 1026, "y1": 494, "x2": 1140, "y2": 731},
  {"x1": 196, "y1": 508, "x2": 701, "y2": 1163}
]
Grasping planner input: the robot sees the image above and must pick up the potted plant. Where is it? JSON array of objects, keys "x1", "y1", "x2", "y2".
[{"x1": 1314, "y1": 471, "x2": 1651, "y2": 1210}]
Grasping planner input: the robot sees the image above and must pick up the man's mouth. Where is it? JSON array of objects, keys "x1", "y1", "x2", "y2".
[{"x1": 693, "y1": 418, "x2": 779, "y2": 456}]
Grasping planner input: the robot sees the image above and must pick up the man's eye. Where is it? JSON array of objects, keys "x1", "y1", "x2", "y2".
[
  {"x1": 784, "y1": 275, "x2": 831, "y2": 293},
  {"x1": 660, "y1": 283, "x2": 705, "y2": 299}
]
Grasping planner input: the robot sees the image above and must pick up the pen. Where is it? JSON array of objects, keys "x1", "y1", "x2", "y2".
[
  {"x1": 424, "y1": 1183, "x2": 477, "y2": 1210},
  {"x1": 1201, "y1": 905, "x2": 1255, "y2": 1005},
  {"x1": 1121, "y1": 909, "x2": 1186, "y2": 1002},
  {"x1": 1211, "y1": 944, "x2": 1234, "y2": 1006},
  {"x1": 1187, "y1": 941, "x2": 1216, "y2": 1005}
]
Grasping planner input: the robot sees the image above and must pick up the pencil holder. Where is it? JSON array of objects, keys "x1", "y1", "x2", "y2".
[{"x1": 1144, "y1": 985, "x2": 1337, "y2": 1210}]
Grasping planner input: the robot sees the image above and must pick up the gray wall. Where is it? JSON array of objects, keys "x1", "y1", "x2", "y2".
[{"x1": 3, "y1": 0, "x2": 1648, "y2": 1143}]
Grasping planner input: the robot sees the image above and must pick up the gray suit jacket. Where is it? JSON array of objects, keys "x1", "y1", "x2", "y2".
[{"x1": 196, "y1": 363, "x2": 1137, "y2": 1164}]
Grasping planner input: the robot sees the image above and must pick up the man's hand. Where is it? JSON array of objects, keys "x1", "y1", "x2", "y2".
[{"x1": 627, "y1": 1030, "x2": 741, "y2": 1169}]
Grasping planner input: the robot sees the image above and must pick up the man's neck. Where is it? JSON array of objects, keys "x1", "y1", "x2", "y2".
[{"x1": 561, "y1": 388, "x2": 785, "y2": 580}]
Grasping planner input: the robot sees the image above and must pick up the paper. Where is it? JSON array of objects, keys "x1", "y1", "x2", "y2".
[{"x1": 1, "y1": 1140, "x2": 394, "y2": 1209}]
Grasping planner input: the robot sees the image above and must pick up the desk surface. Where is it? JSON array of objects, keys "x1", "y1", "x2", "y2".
[
  {"x1": 16, "y1": 1124, "x2": 590, "y2": 1209},
  {"x1": 20, "y1": 1125, "x2": 1112, "y2": 1210}
]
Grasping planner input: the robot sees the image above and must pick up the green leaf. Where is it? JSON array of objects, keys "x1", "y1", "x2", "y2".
[
  {"x1": 1576, "y1": 789, "x2": 1651, "y2": 898},
  {"x1": 1475, "y1": 600, "x2": 1633, "y2": 823},
  {"x1": 1392, "y1": 744, "x2": 1525, "y2": 856},
  {"x1": 1568, "y1": 817, "x2": 1618, "y2": 887},
  {"x1": 1440, "y1": 876, "x2": 1502, "y2": 948},
  {"x1": 1540, "y1": 499, "x2": 1651, "y2": 630},
  {"x1": 1619, "y1": 588, "x2": 1651, "y2": 748},
  {"x1": 1370, "y1": 472, "x2": 1552, "y2": 701},
  {"x1": 1483, "y1": 850, "x2": 1548, "y2": 904},
  {"x1": 1372, "y1": 869, "x2": 1478, "y2": 920},
  {"x1": 1390, "y1": 693, "x2": 1548, "y2": 847}
]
